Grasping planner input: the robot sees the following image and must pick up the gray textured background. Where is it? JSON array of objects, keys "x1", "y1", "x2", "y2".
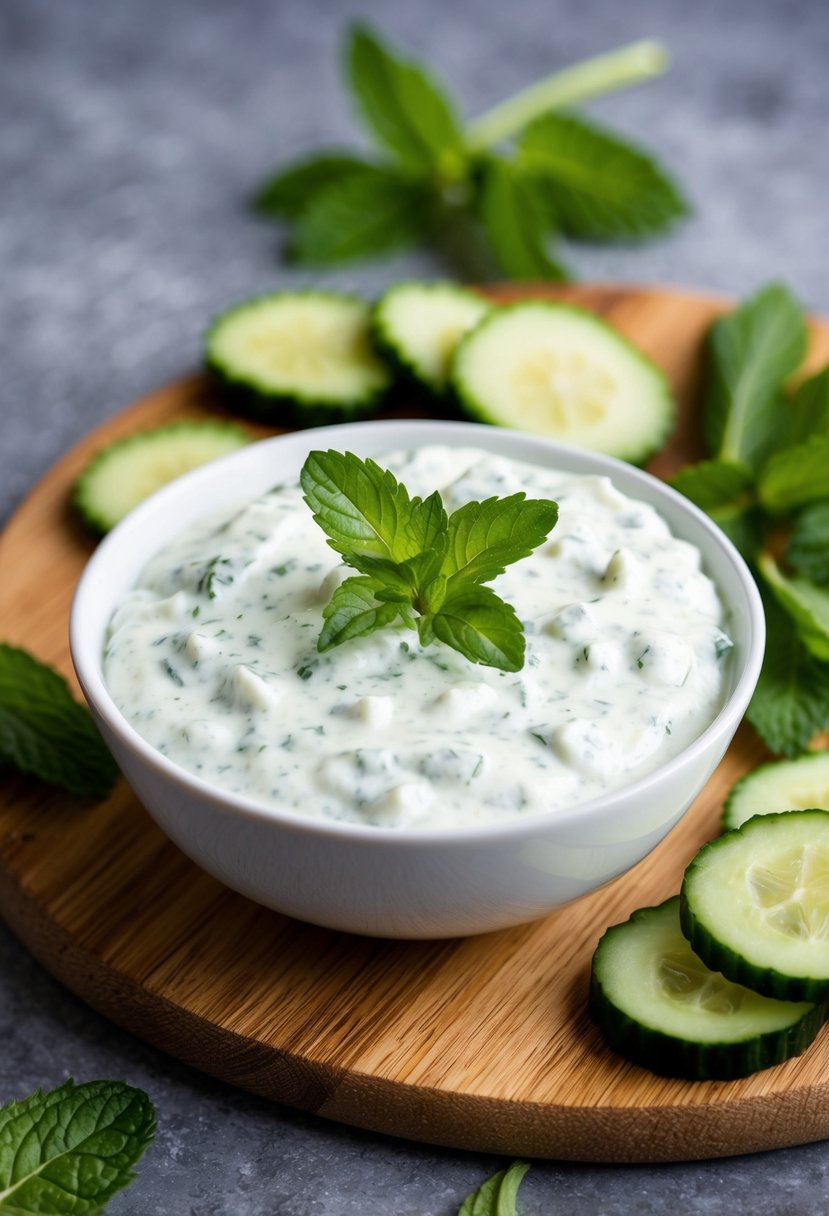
[{"x1": 3, "y1": 0, "x2": 829, "y2": 1211}]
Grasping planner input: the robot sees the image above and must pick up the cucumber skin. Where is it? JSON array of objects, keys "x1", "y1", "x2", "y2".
[
  {"x1": 722, "y1": 754, "x2": 829, "y2": 833},
  {"x1": 681, "y1": 812, "x2": 829, "y2": 1003},
  {"x1": 72, "y1": 420, "x2": 250, "y2": 537},
  {"x1": 371, "y1": 321, "x2": 442, "y2": 404},
  {"x1": 450, "y1": 301, "x2": 675, "y2": 466},
  {"x1": 370, "y1": 282, "x2": 489, "y2": 400},
  {"x1": 205, "y1": 290, "x2": 390, "y2": 426},
  {"x1": 590, "y1": 899, "x2": 826, "y2": 1081},
  {"x1": 590, "y1": 968, "x2": 824, "y2": 1081},
  {"x1": 721, "y1": 764, "x2": 770, "y2": 834},
  {"x1": 206, "y1": 361, "x2": 385, "y2": 427}
]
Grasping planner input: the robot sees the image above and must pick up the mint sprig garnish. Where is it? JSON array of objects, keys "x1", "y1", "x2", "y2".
[
  {"x1": 0, "y1": 644, "x2": 118, "y2": 798},
  {"x1": 301, "y1": 451, "x2": 558, "y2": 671},
  {"x1": 255, "y1": 24, "x2": 686, "y2": 280},
  {"x1": 0, "y1": 1079, "x2": 155, "y2": 1214},
  {"x1": 670, "y1": 283, "x2": 829, "y2": 757}
]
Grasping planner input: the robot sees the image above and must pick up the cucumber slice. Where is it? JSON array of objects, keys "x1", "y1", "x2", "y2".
[
  {"x1": 73, "y1": 421, "x2": 250, "y2": 535},
  {"x1": 451, "y1": 302, "x2": 674, "y2": 463},
  {"x1": 681, "y1": 810, "x2": 829, "y2": 1001},
  {"x1": 206, "y1": 291, "x2": 391, "y2": 424},
  {"x1": 372, "y1": 282, "x2": 489, "y2": 394},
  {"x1": 723, "y1": 753, "x2": 829, "y2": 832},
  {"x1": 590, "y1": 897, "x2": 821, "y2": 1080}
]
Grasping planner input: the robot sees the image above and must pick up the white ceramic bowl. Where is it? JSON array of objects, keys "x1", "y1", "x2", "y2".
[{"x1": 70, "y1": 420, "x2": 764, "y2": 938}]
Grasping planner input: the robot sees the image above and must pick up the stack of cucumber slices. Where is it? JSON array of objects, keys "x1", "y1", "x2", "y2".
[
  {"x1": 591, "y1": 755, "x2": 829, "y2": 1081},
  {"x1": 74, "y1": 281, "x2": 674, "y2": 536},
  {"x1": 205, "y1": 283, "x2": 675, "y2": 463}
]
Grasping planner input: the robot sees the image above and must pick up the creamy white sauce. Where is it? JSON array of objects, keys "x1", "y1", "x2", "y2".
[{"x1": 103, "y1": 446, "x2": 733, "y2": 829}]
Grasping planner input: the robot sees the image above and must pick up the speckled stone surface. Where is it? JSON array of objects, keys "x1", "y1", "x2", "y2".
[{"x1": 3, "y1": 0, "x2": 829, "y2": 1210}]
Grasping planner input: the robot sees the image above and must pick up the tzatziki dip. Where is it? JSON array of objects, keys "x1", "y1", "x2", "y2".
[{"x1": 103, "y1": 445, "x2": 733, "y2": 829}]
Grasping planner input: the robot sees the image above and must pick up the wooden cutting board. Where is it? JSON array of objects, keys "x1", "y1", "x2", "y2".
[{"x1": 3, "y1": 284, "x2": 829, "y2": 1164}]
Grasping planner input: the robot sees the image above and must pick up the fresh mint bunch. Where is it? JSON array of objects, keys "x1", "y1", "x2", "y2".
[
  {"x1": 670, "y1": 284, "x2": 829, "y2": 757},
  {"x1": 300, "y1": 451, "x2": 558, "y2": 671},
  {"x1": 0, "y1": 644, "x2": 118, "y2": 798},
  {"x1": 457, "y1": 1161, "x2": 530, "y2": 1215},
  {"x1": 0, "y1": 1079, "x2": 155, "y2": 1214},
  {"x1": 255, "y1": 24, "x2": 687, "y2": 280}
]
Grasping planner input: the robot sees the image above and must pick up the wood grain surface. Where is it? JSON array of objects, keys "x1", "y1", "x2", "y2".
[{"x1": 3, "y1": 284, "x2": 829, "y2": 1164}]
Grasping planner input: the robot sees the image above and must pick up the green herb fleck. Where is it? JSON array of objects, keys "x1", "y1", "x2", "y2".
[
  {"x1": 198, "y1": 556, "x2": 235, "y2": 600},
  {"x1": 162, "y1": 659, "x2": 184, "y2": 687},
  {"x1": 714, "y1": 631, "x2": 734, "y2": 659}
]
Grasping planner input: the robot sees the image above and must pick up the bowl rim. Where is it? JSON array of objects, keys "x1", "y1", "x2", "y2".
[{"x1": 70, "y1": 418, "x2": 766, "y2": 847}]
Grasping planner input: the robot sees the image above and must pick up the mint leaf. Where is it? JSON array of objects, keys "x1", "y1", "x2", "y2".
[
  {"x1": 0, "y1": 1078, "x2": 155, "y2": 1214},
  {"x1": 445, "y1": 493, "x2": 559, "y2": 586},
  {"x1": 704, "y1": 283, "x2": 807, "y2": 470},
  {"x1": 290, "y1": 169, "x2": 429, "y2": 264},
  {"x1": 406, "y1": 550, "x2": 449, "y2": 601},
  {"x1": 787, "y1": 501, "x2": 829, "y2": 585},
  {"x1": 520, "y1": 111, "x2": 686, "y2": 240},
  {"x1": 340, "y1": 549, "x2": 448, "y2": 609},
  {"x1": 301, "y1": 451, "x2": 422, "y2": 562},
  {"x1": 0, "y1": 644, "x2": 118, "y2": 798},
  {"x1": 758, "y1": 435, "x2": 829, "y2": 512},
  {"x1": 319, "y1": 577, "x2": 403, "y2": 650},
  {"x1": 458, "y1": 1161, "x2": 530, "y2": 1215},
  {"x1": 759, "y1": 553, "x2": 829, "y2": 662},
  {"x1": 345, "y1": 23, "x2": 463, "y2": 171},
  {"x1": 705, "y1": 504, "x2": 767, "y2": 563},
  {"x1": 670, "y1": 459, "x2": 754, "y2": 510},
  {"x1": 748, "y1": 594, "x2": 829, "y2": 756},
  {"x1": 406, "y1": 489, "x2": 450, "y2": 553},
  {"x1": 787, "y1": 367, "x2": 829, "y2": 446},
  {"x1": 254, "y1": 153, "x2": 380, "y2": 218},
  {"x1": 670, "y1": 459, "x2": 763, "y2": 559},
  {"x1": 339, "y1": 554, "x2": 419, "y2": 600},
  {"x1": 478, "y1": 157, "x2": 570, "y2": 281},
  {"x1": 431, "y1": 584, "x2": 525, "y2": 671}
]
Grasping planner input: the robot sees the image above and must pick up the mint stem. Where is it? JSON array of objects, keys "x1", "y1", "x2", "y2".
[{"x1": 464, "y1": 39, "x2": 669, "y2": 152}]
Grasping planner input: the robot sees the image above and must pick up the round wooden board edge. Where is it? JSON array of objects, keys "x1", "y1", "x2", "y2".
[
  {"x1": 3, "y1": 281, "x2": 829, "y2": 1164},
  {"x1": 6, "y1": 864, "x2": 829, "y2": 1165}
]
